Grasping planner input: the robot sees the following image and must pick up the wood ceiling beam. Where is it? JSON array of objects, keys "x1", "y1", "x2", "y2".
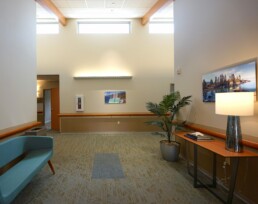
[
  {"x1": 141, "y1": 0, "x2": 174, "y2": 26},
  {"x1": 35, "y1": 0, "x2": 67, "y2": 26}
]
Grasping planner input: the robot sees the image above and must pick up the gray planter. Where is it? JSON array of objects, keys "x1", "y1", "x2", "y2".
[
  {"x1": 160, "y1": 140, "x2": 180, "y2": 162},
  {"x1": 24, "y1": 127, "x2": 46, "y2": 136}
]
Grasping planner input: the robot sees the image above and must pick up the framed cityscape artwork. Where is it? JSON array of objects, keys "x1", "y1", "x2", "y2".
[
  {"x1": 202, "y1": 59, "x2": 257, "y2": 102},
  {"x1": 104, "y1": 91, "x2": 126, "y2": 104}
]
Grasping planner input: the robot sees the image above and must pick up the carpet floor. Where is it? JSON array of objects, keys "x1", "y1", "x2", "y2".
[{"x1": 13, "y1": 132, "x2": 222, "y2": 204}]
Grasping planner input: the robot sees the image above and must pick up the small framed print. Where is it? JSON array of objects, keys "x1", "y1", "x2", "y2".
[{"x1": 104, "y1": 91, "x2": 126, "y2": 104}]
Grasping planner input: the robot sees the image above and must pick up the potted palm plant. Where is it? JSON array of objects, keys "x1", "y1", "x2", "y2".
[{"x1": 146, "y1": 91, "x2": 192, "y2": 162}]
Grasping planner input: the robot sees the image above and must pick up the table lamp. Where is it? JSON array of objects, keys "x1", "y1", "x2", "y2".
[{"x1": 215, "y1": 92, "x2": 254, "y2": 152}]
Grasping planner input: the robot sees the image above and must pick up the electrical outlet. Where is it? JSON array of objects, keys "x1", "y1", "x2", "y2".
[
  {"x1": 225, "y1": 157, "x2": 230, "y2": 165},
  {"x1": 117, "y1": 121, "x2": 120, "y2": 125}
]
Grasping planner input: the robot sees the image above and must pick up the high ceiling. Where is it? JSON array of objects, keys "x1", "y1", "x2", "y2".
[{"x1": 36, "y1": 0, "x2": 174, "y2": 20}]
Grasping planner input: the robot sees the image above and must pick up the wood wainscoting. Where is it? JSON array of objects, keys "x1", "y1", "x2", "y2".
[{"x1": 59, "y1": 113, "x2": 161, "y2": 133}]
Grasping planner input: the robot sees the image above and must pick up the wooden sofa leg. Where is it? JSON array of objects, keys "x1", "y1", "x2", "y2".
[{"x1": 48, "y1": 160, "x2": 55, "y2": 175}]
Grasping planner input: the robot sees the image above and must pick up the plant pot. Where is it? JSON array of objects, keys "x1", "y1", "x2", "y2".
[{"x1": 160, "y1": 140, "x2": 180, "y2": 162}]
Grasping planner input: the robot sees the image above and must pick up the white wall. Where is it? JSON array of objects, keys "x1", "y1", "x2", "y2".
[
  {"x1": 37, "y1": 19, "x2": 174, "y2": 113},
  {"x1": 174, "y1": 0, "x2": 258, "y2": 136},
  {"x1": 0, "y1": 0, "x2": 36, "y2": 130}
]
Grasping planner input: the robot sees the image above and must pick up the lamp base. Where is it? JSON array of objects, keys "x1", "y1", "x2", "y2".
[{"x1": 226, "y1": 116, "x2": 243, "y2": 152}]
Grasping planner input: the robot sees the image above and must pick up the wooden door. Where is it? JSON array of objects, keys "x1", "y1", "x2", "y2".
[{"x1": 51, "y1": 87, "x2": 60, "y2": 131}]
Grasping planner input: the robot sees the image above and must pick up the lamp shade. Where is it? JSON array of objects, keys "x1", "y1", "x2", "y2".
[{"x1": 215, "y1": 92, "x2": 254, "y2": 116}]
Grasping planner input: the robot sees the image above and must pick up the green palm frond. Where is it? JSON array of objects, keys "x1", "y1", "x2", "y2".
[
  {"x1": 159, "y1": 91, "x2": 180, "y2": 113},
  {"x1": 145, "y1": 91, "x2": 192, "y2": 142},
  {"x1": 146, "y1": 102, "x2": 165, "y2": 116},
  {"x1": 171, "y1": 95, "x2": 192, "y2": 114}
]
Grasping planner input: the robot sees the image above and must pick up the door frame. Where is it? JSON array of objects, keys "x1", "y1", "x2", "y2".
[{"x1": 37, "y1": 75, "x2": 60, "y2": 131}]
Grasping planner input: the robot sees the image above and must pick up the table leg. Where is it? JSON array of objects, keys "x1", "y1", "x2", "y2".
[
  {"x1": 227, "y1": 157, "x2": 239, "y2": 204},
  {"x1": 186, "y1": 141, "x2": 191, "y2": 174},
  {"x1": 212, "y1": 153, "x2": 217, "y2": 188},
  {"x1": 193, "y1": 145, "x2": 216, "y2": 188},
  {"x1": 194, "y1": 144, "x2": 198, "y2": 187}
]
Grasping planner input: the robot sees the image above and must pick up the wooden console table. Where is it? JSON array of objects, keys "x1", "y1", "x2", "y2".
[{"x1": 176, "y1": 131, "x2": 258, "y2": 204}]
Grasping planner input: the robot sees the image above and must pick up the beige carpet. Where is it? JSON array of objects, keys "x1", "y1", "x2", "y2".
[{"x1": 13, "y1": 132, "x2": 222, "y2": 204}]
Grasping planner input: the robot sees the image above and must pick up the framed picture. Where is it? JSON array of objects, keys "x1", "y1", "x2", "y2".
[
  {"x1": 202, "y1": 59, "x2": 257, "y2": 102},
  {"x1": 104, "y1": 91, "x2": 126, "y2": 104}
]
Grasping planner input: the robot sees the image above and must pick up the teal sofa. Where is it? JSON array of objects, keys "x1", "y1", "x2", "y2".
[{"x1": 0, "y1": 136, "x2": 55, "y2": 204}]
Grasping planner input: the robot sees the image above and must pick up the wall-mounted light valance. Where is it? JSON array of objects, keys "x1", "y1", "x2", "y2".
[{"x1": 73, "y1": 75, "x2": 132, "y2": 79}]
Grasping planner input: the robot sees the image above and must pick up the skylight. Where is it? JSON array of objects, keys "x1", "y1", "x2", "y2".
[{"x1": 77, "y1": 20, "x2": 131, "y2": 34}]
